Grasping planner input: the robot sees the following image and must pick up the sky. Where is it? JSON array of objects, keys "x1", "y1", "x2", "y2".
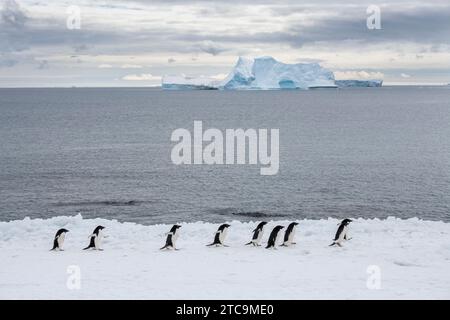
[{"x1": 0, "y1": 0, "x2": 449, "y2": 87}]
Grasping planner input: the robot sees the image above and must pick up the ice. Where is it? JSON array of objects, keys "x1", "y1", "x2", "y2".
[
  {"x1": 221, "y1": 56, "x2": 336, "y2": 90},
  {"x1": 161, "y1": 56, "x2": 385, "y2": 90},
  {"x1": 162, "y1": 56, "x2": 336, "y2": 90},
  {"x1": 162, "y1": 74, "x2": 219, "y2": 90},
  {"x1": 336, "y1": 80, "x2": 383, "y2": 87},
  {"x1": 1, "y1": 214, "x2": 449, "y2": 299}
]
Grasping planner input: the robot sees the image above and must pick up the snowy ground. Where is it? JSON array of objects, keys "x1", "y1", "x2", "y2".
[{"x1": 1, "y1": 214, "x2": 449, "y2": 299}]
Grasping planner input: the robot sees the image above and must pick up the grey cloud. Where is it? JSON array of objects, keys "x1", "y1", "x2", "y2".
[
  {"x1": 0, "y1": 53, "x2": 18, "y2": 67},
  {"x1": 1, "y1": 0, "x2": 27, "y2": 29},
  {"x1": 196, "y1": 40, "x2": 227, "y2": 56},
  {"x1": 37, "y1": 59, "x2": 49, "y2": 69}
]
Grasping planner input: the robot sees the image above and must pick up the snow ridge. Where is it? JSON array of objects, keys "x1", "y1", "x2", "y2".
[{"x1": 1, "y1": 215, "x2": 449, "y2": 299}]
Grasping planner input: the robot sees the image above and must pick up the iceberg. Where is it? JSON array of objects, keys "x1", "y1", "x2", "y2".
[
  {"x1": 162, "y1": 75, "x2": 219, "y2": 90},
  {"x1": 162, "y1": 56, "x2": 336, "y2": 90},
  {"x1": 220, "y1": 56, "x2": 336, "y2": 90},
  {"x1": 161, "y1": 56, "x2": 383, "y2": 90},
  {"x1": 335, "y1": 79, "x2": 383, "y2": 88}
]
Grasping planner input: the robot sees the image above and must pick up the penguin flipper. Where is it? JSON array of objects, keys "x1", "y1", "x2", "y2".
[{"x1": 245, "y1": 241, "x2": 253, "y2": 246}]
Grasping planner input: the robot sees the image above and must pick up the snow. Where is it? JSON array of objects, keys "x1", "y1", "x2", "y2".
[
  {"x1": 336, "y1": 80, "x2": 383, "y2": 87},
  {"x1": 1, "y1": 214, "x2": 449, "y2": 299}
]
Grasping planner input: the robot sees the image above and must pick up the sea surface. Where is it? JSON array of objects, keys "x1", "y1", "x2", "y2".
[{"x1": 0, "y1": 87, "x2": 449, "y2": 224}]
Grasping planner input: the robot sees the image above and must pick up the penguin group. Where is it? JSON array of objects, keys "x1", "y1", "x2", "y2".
[
  {"x1": 50, "y1": 225, "x2": 105, "y2": 251},
  {"x1": 50, "y1": 219, "x2": 352, "y2": 251}
]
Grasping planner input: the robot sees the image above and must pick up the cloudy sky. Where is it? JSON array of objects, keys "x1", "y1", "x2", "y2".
[{"x1": 1, "y1": 0, "x2": 449, "y2": 87}]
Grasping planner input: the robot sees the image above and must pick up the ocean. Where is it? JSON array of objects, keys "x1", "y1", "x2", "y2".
[{"x1": 0, "y1": 87, "x2": 449, "y2": 224}]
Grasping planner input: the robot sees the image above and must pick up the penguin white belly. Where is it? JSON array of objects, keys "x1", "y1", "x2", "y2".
[
  {"x1": 172, "y1": 231, "x2": 179, "y2": 246},
  {"x1": 57, "y1": 233, "x2": 66, "y2": 249},
  {"x1": 255, "y1": 230, "x2": 264, "y2": 244},
  {"x1": 94, "y1": 232, "x2": 103, "y2": 249},
  {"x1": 219, "y1": 229, "x2": 227, "y2": 244},
  {"x1": 287, "y1": 230, "x2": 295, "y2": 244},
  {"x1": 275, "y1": 233, "x2": 282, "y2": 245},
  {"x1": 337, "y1": 226, "x2": 348, "y2": 243}
]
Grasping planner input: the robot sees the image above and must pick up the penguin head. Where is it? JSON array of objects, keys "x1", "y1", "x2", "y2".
[
  {"x1": 94, "y1": 225, "x2": 105, "y2": 233},
  {"x1": 275, "y1": 225, "x2": 284, "y2": 231},
  {"x1": 223, "y1": 224, "x2": 231, "y2": 228},
  {"x1": 60, "y1": 228, "x2": 69, "y2": 233},
  {"x1": 175, "y1": 224, "x2": 182, "y2": 229},
  {"x1": 341, "y1": 219, "x2": 352, "y2": 226},
  {"x1": 291, "y1": 222, "x2": 299, "y2": 226}
]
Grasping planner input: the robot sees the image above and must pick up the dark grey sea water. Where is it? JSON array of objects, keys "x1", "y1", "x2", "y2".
[{"x1": 0, "y1": 87, "x2": 449, "y2": 224}]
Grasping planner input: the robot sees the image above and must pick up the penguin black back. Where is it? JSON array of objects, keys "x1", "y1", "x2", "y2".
[
  {"x1": 245, "y1": 221, "x2": 267, "y2": 245},
  {"x1": 51, "y1": 228, "x2": 69, "y2": 251},
  {"x1": 333, "y1": 219, "x2": 352, "y2": 241},
  {"x1": 83, "y1": 225, "x2": 105, "y2": 250},
  {"x1": 160, "y1": 224, "x2": 181, "y2": 250},
  {"x1": 207, "y1": 224, "x2": 230, "y2": 246},
  {"x1": 266, "y1": 225, "x2": 284, "y2": 249},
  {"x1": 283, "y1": 222, "x2": 299, "y2": 242}
]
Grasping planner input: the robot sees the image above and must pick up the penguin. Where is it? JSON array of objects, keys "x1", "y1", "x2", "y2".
[
  {"x1": 160, "y1": 224, "x2": 182, "y2": 250},
  {"x1": 245, "y1": 221, "x2": 267, "y2": 246},
  {"x1": 51, "y1": 228, "x2": 69, "y2": 251},
  {"x1": 83, "y1": 225, "x2": 105, "y2": 250},
  {"x1": 280, "y1": 222, "x2": 299, "y2": 247},
  {"x1": 207, "y1": 224, "x2": 230, "y2": 247},
  {"x1": 329, "y1": 219, "x2": 352, "y2": 247},
  {"x1": 265, "y1": 225, "x2": 284, "y2": 249}
]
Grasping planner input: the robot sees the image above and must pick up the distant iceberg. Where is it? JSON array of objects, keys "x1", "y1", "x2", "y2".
[
  {"x1": 335, "y1": 79, "x2": 383, "y2": 88},
  {"x1": 162, "y1": 75, "x2": 219, "y2": 90},
  {"x1": 162, "y1": 56, "x2": 382, "y2": 90},
  {"x1": 220, "y1": 56, "x2": 336, "y2": 90}
]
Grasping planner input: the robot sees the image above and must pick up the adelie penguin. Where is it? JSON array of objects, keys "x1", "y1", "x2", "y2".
[
  {"x1": 51, "y1": 228, "x2": 69, "y2": 251},
  {"x1": 329, "y1": 219, "x2": 352, "y2": 247},
  {"x1": 266, "y1": 225, "x2": 284, "y2": 249},
  {"x1": 280, "y1": 222, "x2": 299, "y2": 247},
  {"x1": 83, "y1": 226, "x2": 105, "y2": 250},
  {"x1": 207, "y1": 224, "x2": 230, "y2": 247},
  {"x1": 160, "y1": 224, "x2": 182, "y2": 250},
  {"x1": 245, "y1": 221, "x2": 267, "y2": 246}
]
